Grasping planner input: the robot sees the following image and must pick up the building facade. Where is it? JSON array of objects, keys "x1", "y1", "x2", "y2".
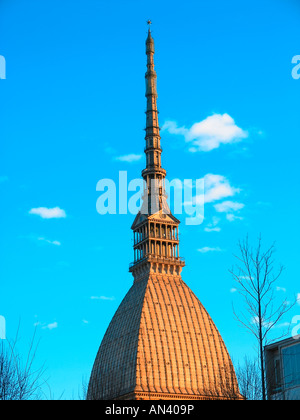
[
  {"x1": 265, "y1": 336, "x2": 300, "y2": 400},
  {"x1": 87, "y1": 25, "x2": 241, "y2": 400}
]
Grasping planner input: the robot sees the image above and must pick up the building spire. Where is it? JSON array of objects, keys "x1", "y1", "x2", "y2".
[
  {"x1": 142, "y1": 22, "x2": 167, "y2": 215},
  {"x1": 129, "y1": 24, "x2": 185, "y2": 279}
]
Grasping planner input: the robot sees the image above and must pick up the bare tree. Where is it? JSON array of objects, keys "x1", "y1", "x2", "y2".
[
  {"x1": 230, "y1": 235, "x2": 296, "y2": 400},
  {"x1": 0, "y1": 326, "x2": 46, "y2": 400},
  {"x1": 235, "y1": 356, "x2": 262, "y2": 400},
  {"x1": 75, "y1": 376, "x2": 88, "y2": 400}
]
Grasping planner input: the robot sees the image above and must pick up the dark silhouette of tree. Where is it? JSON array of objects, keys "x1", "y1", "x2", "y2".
[
  {"x1": 230, "y1": 235, "x2": 296, "y2": 400},
  {"x1": 235, "y1": 356, "x2": 262, "y2": 400},
  {"x1": 0, "y1": 326, "x2": 46, "y2": 400}
]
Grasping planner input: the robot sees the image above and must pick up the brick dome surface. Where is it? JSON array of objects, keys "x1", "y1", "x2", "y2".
[{"x1": 87, "y1": 275, "x2": 240, "y2": 400}]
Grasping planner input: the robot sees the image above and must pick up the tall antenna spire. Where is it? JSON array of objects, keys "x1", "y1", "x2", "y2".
[
  {"x1": 129, "y1": 24, "x2": 185, "y2": 278},
  {"x1": 142, "y1": 21, "x2": 168, "y2": 215}
]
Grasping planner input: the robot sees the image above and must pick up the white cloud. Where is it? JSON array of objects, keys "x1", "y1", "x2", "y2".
[
  {"x1": 214, "y1": 200, "x2": 245, "y2": 223},
  {"x1": 29, "y1": 207, "x2": 67, "y2": 219},
  {"x1": 34, "y1": 321, "x2": 58, "y2": 330},
  {"x1": 37, "y1": 237, "x2": 61, "y2": 246},
  {"x1": 162, "y1": 121, "x2": 188, "y2": 136},
  {"x1": 204, "y1": 217, "x2": 221, "y2": 232},
  {"x1": 163, "y1": 114, "x2": 248, "y2": 152},
  {"x1": 226, "y1": 214, "x2": 243, "y2": 222},
  {"x1": 276, "y1": 287, "x2": 287, "y2": 293},
  {"x1": 251, "y1": 317, "x2": 273, "y2": 329},
  {"x1": 44, "y1": 322, "x2": 58, "y2": 330},
  {"x1": 202, "y1": 179, "x2": 244, "y2": 228},
  {"x1": 297, "y1": 293, "x2": 300, "y2": 305},
  {"x1": 204, "y1": 174, "x2": 240, "y2": 204},
  {"x1": 173, "y1": 174, "x2": 241, "y2": 209},
  {"x1": 204, "y1": 226, "x2": 221, "y2": 232},
  {"x1": 198, "y1": 246, "x2": 222, "y2": 253},
  {"x1": 238, "y1": 275, "x2": 251, "y2": 281},
  {"x1": 115, "y1": 154, "x2": 143, "y2": 163},
  {"x1": 91, "y1": 296, "x2": 115, "y2": 301},
  {"x1": 230, "y1": 288, "x2": 238, "y2": 293},
  {"x1": 214, "y1": 201, "x2": 245, "y2": 213}
]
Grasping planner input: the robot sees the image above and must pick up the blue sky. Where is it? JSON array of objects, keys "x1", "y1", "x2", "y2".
[{"x1": 0, "y1": 0, "x2": 300, "y2": 399}]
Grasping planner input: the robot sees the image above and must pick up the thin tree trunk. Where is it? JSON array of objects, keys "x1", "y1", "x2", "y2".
[{"x1": 230, "y1": 235, "x2": 296, "y2": 400}]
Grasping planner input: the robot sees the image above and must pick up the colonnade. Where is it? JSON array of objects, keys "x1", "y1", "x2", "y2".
[
  {"x1": 134, "y1": 222, "x2": 178, "y2": 244},
  {"x1": 133, "y1": 222, "x2": 180, "y2": 263}
]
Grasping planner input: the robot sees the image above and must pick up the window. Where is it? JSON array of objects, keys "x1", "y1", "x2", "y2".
[
  {"x1": 273, "y1": 358, "x2": 282, "y2": 392},
  {"x1": 282, "y1": 343, "x2": 300, "y2": 389},
  {"x1": 150, "y1": 224, "x2": 154, "y2": 237},
  {"x1": 167, "y1": 227, "x2": 171, "y2": 239},
  {"x1": 275, "y1": 359, "x2": 280, "y2": 385}
]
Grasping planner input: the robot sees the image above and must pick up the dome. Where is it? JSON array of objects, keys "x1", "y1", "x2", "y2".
[
  {"x1": 87, "y1": 25, "x2": 242, "y2": 401},
  {"x1": 87, "y1": 275, "x2": 240, "y2": 400}
]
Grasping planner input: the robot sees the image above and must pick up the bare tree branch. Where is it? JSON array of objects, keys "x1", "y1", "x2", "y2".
[
  {"x1": 0, "y1": 326, "x2": 47, "y2": 400},
  {"x1": 230, "y1": 235, "x2": 297, "y2": 400}
]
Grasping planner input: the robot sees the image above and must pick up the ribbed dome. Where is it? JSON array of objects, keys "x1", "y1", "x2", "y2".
[{"x1": 87, "y1": 275, "x2": 240, "y2": 400}]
